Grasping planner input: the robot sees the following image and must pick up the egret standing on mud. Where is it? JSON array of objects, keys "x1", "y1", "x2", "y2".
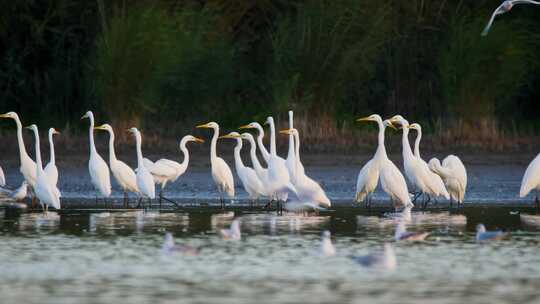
[
  {"x1": 95, "y1": 124, "x2": 139, "y2": 207},
  {"x1": 196, "y1": 122, "x2": 235, "y2": 208},
  {"x1": 26, "y1": 124, "x2": 61, "y2": 213},
  {"x1": 81, "y1": 111, "x2": 111, "y2": 205},
  {"x1": 144, "y1": 135, "x2": 204, "y2": 206}
]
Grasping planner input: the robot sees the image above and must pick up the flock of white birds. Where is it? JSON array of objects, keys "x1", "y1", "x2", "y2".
[
  {"x1": 1, "y1": 109, "x2": 540, "y2": 215},
  {"x1": 1, "y1": 0, "x2": 540, "y2": 214}
]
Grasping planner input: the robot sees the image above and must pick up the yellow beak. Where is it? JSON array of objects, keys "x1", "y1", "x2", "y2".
[
  {"x1": 0, "y1": 114, "x2": 9, "y2": 118},
  {"x1": 356, "y1": 116, "x2": 371, "y2": 122},
  {"x1": 219, "y1": 134, "x2": 240, "y2": 139},
  {"x1": 238, "y1": 124, "x2": 253, "y2": 129},
  {"x1": 279, "y1": 129, "x2": 292, "y2": 135},
  {"x1": 387, "y1": 122, "x2": 398, "y2": 130},
  {"x1": 193, "y1": 137, "x2": 205, "y2": 143},
  {"x1": 196, "y1": 123, "x2": 211, "y2": 129},
  {"x1": 53, "y1": 130, "x2": 61, "y2": 135}
]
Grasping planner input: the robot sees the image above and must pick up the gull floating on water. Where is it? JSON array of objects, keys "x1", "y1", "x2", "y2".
[
  {"x1": 476, "y1": 224, "x2": 508, "y2": 242},
  {"x1": 220, "y1": 219, "x2": 241, "y2": 241},
  {"x1": 162, "y1": 232, "x2": 200, "y2": 255},
  {"x1": 351, "y1": 243, "x2": 397, "y2": 271},
  {"x1": 318, "y1": 230, "x2": 336, "y2": 257},
  {"x1": 0, "y1": 181, "x2": 28, "y2": 201},
  {"x1": 395, "y1": 221, "x2": 430, "y2": 242}
]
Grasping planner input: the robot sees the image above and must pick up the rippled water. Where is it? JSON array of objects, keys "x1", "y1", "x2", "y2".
[{"x1": 1, "y1": 207, "x2": 540, "y2": 304}]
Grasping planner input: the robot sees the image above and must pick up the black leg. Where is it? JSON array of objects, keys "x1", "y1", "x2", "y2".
[
  {"x1": 159, "y1": 189, "x2": 163, "y2": 209},
  {"x1": 535, "y1": 191, "x2": 539, "y2": 213}
]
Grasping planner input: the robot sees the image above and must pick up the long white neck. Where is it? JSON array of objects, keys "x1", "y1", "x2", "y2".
[
  {"x1": 14, "y1": 117, "x2": 29, "y2": 163},
  {"x1": 135, "y1": 131, "x2": 144, "y2": 168},
  {"x1": 88, "y1": 114, "x2": 97, "y2": 155},
  {"x1": 287, "y1": 112, "x2": 294, "y2": 160},
  {"x1": 247, "y1": 137, "x2": 265, "y2": 172},
  {"x1": 179, "y1": 137, "x2": 190, "y2": 173},
  {"x1": 107, "y1": 129, "x2": 117, "y2": 163},
  {"x1": 401, "y1": 127, "x2": 415, "y2": 161},
  {"x1": 255, "y1": 125, "x2": 270, "y2": 162},
  {"x1": 375, "y1": 120, "x2": 387, "y2": 159},
  {"x1": 233, "y1": 138, "x2": 244, "y2": 171},
  {"x1": 293, "y1": 132, "x2": 302, "y2": 168},
  {"x1": 31, "y1": 128, "x2": 43, "y2": 174},
  {"x1": 48, "y1": 129, "x2": 56, "y2": 165},
  {"x1": 210, "y1": 127, "x2": 219, "y2": 162},
  {"x1": 414, "y1": 130, "x2": 422, "y2": 158},
  {"x1": 268, "y1": 119, "x2": 277, "y2": 156}
]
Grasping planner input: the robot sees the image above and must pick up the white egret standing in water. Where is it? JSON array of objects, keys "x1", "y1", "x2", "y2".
[
  {"x1": 239, "y1": 132, "x2": 269, "y2": 188},
  {"x1": 429, "y1": 156, "x2": 467, "y2": 208},
  {"x1": 44, "y1": 128, "x2": 61, "y2": 197},
  {"x1": 482, "y1": 0, "x2": 540, "y2": 36},
  {"x1": 519, "y1": 153, "x2": 540, "y2": 209},
  {"x1": 0, "y1": 112, "x2": 37, "y2": 205},
  {"x1": 285, "y1": 111, "x2": 303, "y2": 184},
  {"x1": 144, "y1": 135, "x2": 204, "y2": 206},
  {"x1": 26, "y1": 124, "x2": 60, "y2": 213},
  {"x1": 280, "y1": 128, "x2": 330, "y2": 210},
  {"x1": 94, "y1": 124, "x2": 139, "y2": 207},
  {"x1": 128, "y1": 127, "x2": 155, "y2": 206},
  {"x1": 196, "y1": 122, "x2": 235, "y2": 208},
  {"x1": 220, "y1": 132, "x2": 266, "y2": 204},
  {"x1": 356, "y1": 115, "x2": 413, "y2": 210},
  {"x1": 81, "y1": 111, "x2": 111, "y2": 205}
]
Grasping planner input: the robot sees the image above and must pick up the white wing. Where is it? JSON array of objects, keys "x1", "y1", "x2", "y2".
[
  {"x1": 112, "y1": 160, "x2": 138, "y2": 193},
  {"x1": 89, "y1": 154, "x2": 111, "y2": 197},
  {"x1": 380, "y1": 159, "x2": 412, "y2": 208},
  {"x1": 152, "y1": 159, "x2": 183, "y2": 178},
  {"x1": 355, "y1": 159, "x2": 379, "y2": 202},
  {"x1": 237, "y1": 166, "x2": 266, "y2": 198},
  {"x1": 44, "y1": 163, "x2": 59, "y2": 187},
  {"x1": 520, "y1": 153, "x2": 540, "y2": 197},
  {"x1": 212, "y1": 157, "x2": 235, "y2": 197}
]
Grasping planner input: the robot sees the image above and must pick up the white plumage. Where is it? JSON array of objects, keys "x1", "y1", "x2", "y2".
[
  {"x1": 482, "y1": 0, "x2": 540, "y2": 36},
  {"x1": 81, "y1": 111, "x2": 111, "y2": 198},
  {"x1": 128, "y1": 128, "x2": 155, "y2": 200},
  {"x1": 197, "y1": 122, "x2": 235, "y2": 201},
  {"x1": 429, "y1": 155, "x2": 467, "y2": 205}
]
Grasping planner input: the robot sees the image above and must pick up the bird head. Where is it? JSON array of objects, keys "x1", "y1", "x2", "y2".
[
  {"x1": 264, "y1": 116, "x2": 274, "y2": 126},
  {"x1": 408, "y1": 123, "x2": 421, "y2": 132},
  {"x1": 279, "y1": 128, "x2": 299, "y2": 136},
  {"x1": 219, "y1": 132, "x2": 241, "y2": 139},
  {"x1": 239, "y1": 122, "x2": 261, "y2": 130},
  {"x1": 196, "y1": 122, "x2": 219, "y2": 129},
  {"x1": 389, "y1": 115, "x2": 408, "y2": 129},
  {"x1": 0, "y1": 111, "x2": 19, "y2": 120},
  {"x1": 356, "y1": 114, "x2": 382, "y2": 124},
  {"x1": 80, "y1": 111, "x2": 93, "y2": 120},
  {"x1": 94, "y1": 123, "x2": 112, "y2": 132},
  {"x1": 240, "y1": 133, "x2": 255, "y2": 141},
  {"x1": 24, "y1": 124, "x2": 38, "y2": 132},
  {"x1": 50, "y1": 128, "x2": 61, "y2": 135},
  {"x1": 185, "y1": 135, "x2": 204, "y2": 143}
]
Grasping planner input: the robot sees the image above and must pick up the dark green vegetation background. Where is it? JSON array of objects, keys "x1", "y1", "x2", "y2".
[{"x1": 1, "y1": 0, "x2": 539, "y2": 149}]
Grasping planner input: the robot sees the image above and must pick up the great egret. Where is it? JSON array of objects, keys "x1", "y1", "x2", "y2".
[
  {"x1": 239, "y1": 132, "x2": 269, "y2": 187},
  {"x1": 476, "y1": 224, "x2": 508, "y2": 242},
  {"x1": 196, "y1": 122, "x2": 235, "y2": 207},
  {"x1": 482, "y1": 0, "x2": 540, "y2": 36},
  {"x1": 26, "y1": 124, "x2": 60, "y2": 213},
  {"x1": 519, "y1": 153, "x2": 540, "y2": 208},
  {"x1": 81, "y1": 111, "x2": 112, "y2": 204},
  {"x1": 429, "y1": 155, "x2": 467, "y2": 207},
  {"x1": 219, "y1": 219, "x2": 241, "y2": 240},
  {"x1": 285, "y1": 111, "x2": 304, "y2": 184},
  {"x1": 0, "y1": 112, "x2": 37, "y2": 204},
  {"x1": 94, "y1": 124, "x2": 139, "y2": 207},
  {"x1": 219, "y1": 132, "x2": 267, "y2": 204},
  {"x1": 390, "y1": 115, "x2": 446, "y2": 209},
  {"x1": 44, "y1": 128, "x2": 60, "y2": 192},
  {"x1": 280, "y1": 128, "x2": 330, "y2": 209},
  {"x1": 0, "y1": 166, "x2": 5, "y2": 187},
  {"x1": 128, "y1": 128, "x2": 155, "y2": 206},
  {"x1": 407, "y1": 123, "x2": 450, "y2": 206},
  {"x1": 143, "y1": 135, "x2": 204, "y2": 206},
  {"x1": 318, "y1": 230, "x2": 336, "y2": 257},
  {"x1": 351, "y1": 243, "x2": 396, "y2": 270},
  {"x1": 262, "y1": 116, "x2": 296, "y2": 209},
  {"x1": 239, "y1": 122, "x2": 270, "y2": 164},
  {"x1": 356, "y1": 115, "x2": 413, "y2": 209}
]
